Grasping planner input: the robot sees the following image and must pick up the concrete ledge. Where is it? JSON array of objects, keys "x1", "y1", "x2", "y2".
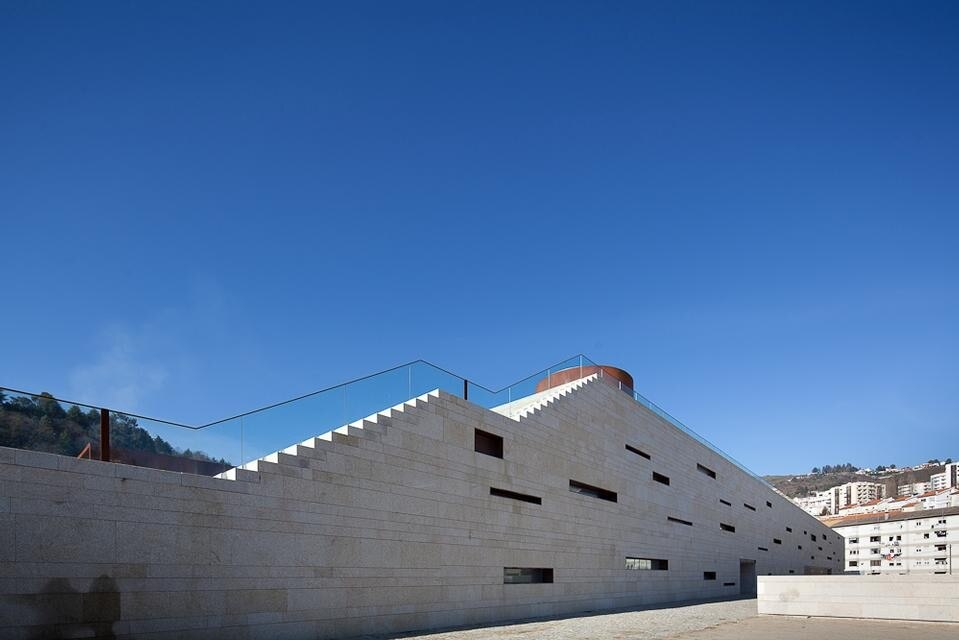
[{"x1": 758, "y1": 575, "x2": 959, "y2": 623}]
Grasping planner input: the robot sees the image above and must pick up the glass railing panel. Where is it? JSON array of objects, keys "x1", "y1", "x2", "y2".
[
  {"x1": 236, "y1": 384, "x2": 347, "y2": 467},
  {"x1": 465, "y1": 383, "x2": 508, "y2": 409},
  {"x1": 0, "y1": 388, "x2": 100, "y2": 459},
  {"x1": 408, "y1": 361, "x2": 464, "y2": 399},
  {"x1": 343, "y1": 363, "x2": 413, "y2": 425},
  {"x1": 111, "y1": 413, "x2": 240, "y2": 476}
]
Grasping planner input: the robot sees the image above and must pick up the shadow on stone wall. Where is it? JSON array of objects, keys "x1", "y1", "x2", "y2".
[{"x1": 16, "y1": 575, "x2": 120, "y2": 639}]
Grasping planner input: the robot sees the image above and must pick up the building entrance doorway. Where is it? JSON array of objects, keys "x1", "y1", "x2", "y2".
[{"x1": 739, "y1": 559, "x2": 757, "y2": 597}]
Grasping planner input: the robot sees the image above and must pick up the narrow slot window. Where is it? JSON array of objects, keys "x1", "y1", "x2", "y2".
[
  {"x1": 474, "y1": 429, "x2": 503, "y2": 458},
  {"x1": 719, "y1": 499, "x2": 732, "y2": 506},
  {"x1": 625, "y1": 557, "x2": 668, "y2": 570},
  {"x1": 720, "y1": 523, "x2": 735, "y2": 533},
  {"x1": 723, "y1": 581, "x2": 736, "y2": 586},
  {"x1": 625, "y1": 444, "x2": 651, "y2": 460},
  {"x1": 744, "y1": 503, "x2": 756, "y2": 511},
  {"x1": 569, "y1": 479, "x2": 617, "y2": 503},
  {"x1": 758, "y1": 546, "x2": 768, "y2": 552},
  {"x1": 773, "y1": 538, "x2": 782, "y2": 545},
  {"x1": 503, "y1": 568, "x2": 553, "y2": 584},
  {"x1": 490, "y1": 487, "x2": 541, "y2": 505},
  {"x1": 667, "y1": 516, "x2": 693, "y2": 526},
  {"x1": 652, "y1": 472, "x2": 670, "y2": 486},
  {"x1": 696, "y1": 463, "x2": 716, "y2": 479},
  {"x1": 703, "y1": 571, "x2": 716, "y2": 580}
]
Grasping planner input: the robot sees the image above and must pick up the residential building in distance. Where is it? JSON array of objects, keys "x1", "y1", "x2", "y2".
[
  {"x1": 794, "y1": 481, "x2": 885, "y2": 516},
  {"x1": 826, "y1": 506, "x2": 958, "y2": 575}
]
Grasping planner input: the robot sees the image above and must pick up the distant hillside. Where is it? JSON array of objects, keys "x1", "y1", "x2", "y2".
[
  {"x1": 765, "y1": 472, "x2": 865, "y2": 498},
  {"x1": 0, "y1": 389, "x2": 230, "y2": 470},
  {"x1": 765, "y1": 464, "x2": 949, "y2": 499}
]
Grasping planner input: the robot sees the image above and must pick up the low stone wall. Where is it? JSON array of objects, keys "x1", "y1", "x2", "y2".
[{"x1": 758, "y1": 575, "x2": 959, "y2": 623}]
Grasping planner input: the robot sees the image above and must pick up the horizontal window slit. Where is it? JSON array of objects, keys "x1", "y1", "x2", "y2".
[
  {"x1": 490, "y1": 487, "x2": 541, "y2": 505},
  {"x1": 626, "y1": 557, "x2": 668, "y2": 570},
  {"x1": 569, "y1": 479, "x2": 617, "y2": 502},
  {"x1": 652, "y1": 472, "x2": 670, "y2": 485},
  {"x1": 503, "y1": 568, "x2": 553, "y2": 584},
  {"x1": 696, "y1": 463, "x2": 716, "y2": 479},
  {"x1": 720, "y1": 523, "x2": 736, "y2": 533},
  {"x1": 667, "y1": 516, "x2": 693, "y2": 526},
  {"x1": 625, "y1": 444, "x2": 651, "y2": 460}
]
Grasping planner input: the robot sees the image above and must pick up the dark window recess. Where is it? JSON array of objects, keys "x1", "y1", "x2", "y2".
[
  {"x1": 703, "y1": 571, "x2": 717, "y2": 580},
  {"x1": 723, "y1": 582, "x2": 736, "y2": 586},
  {"x1": 474, "y1": 429, "x2": 503, "y2": 458},
  {"x1": 490, "y1": 487, "x2": 541, "y2": 505},
  {"x1": 766, "y1": 501, "x2": 772, "y2": 508},
  {"x1": 667, "y1": 516, "x2": 693, "y2": 526},
  {"x1": 569, "y1": 480, "x2": 617, "y2": 503},
  {"x1": 773, "y1": 539, "x2": 782, "y2": 545},
  {"x1": 626, "y1": 444, "x2": 651, "y2": 460},
  {"x1": 503, "y1": 568, "x2": 553, "y2": 584},
  {"x1": 697, "y1": 463, "x2": 717, "y2": 479},
  {"x1": 788, "y1": 570, "x2": 795, "y2": 574},
  {"x1": 786, "y1": 527, "x2": 793, "y2": 533},
  {"x1": 720, "y1": 523, "x2": 735, "y2": 533},
  {"x1": 758, "y1": 546, "x2": 769, "y2": 552},
  {"x1": 652, "y1": 472, "x2": 670, "y2": 486},
  {"x1": 818, "y1": 547, "x2": 823, "y2": 551},
  {"x1": 626, "y1": 557, "x2": 668, "y2": 570},
  {"x1": 719, "y1": 498, "x2": 732, "y2": 506},
  {"x1": 811, "y1": 534, "x2": 818, "y2": 542},
  {"x1": 798, "y1": 545, "x2": 803, "y2": 550},
  {"x1": 744, "y1": 503, "x2": 756, "y2": 511}
]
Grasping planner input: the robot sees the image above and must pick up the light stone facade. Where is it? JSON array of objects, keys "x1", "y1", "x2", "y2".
[
  {"x1": 0, "y1": 376, "x2": 841, "y2": 639},
  {"x1": 758, "y1": 575, "x2": 959, "y2": 622}
]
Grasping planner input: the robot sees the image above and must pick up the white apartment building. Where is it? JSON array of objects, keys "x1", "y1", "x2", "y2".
[
  {"x1": 795, "y1": 481, "x2": 885, "y2": 516},
  {"x1": 832, "y1": 507, "x2": 958, "y2": 575},
  {"x1": 931, "y1": 463, "x2": 959, "y2": 491},
  {"x1": 900, "y1": 481, "x2": 933, "y2": 496}
]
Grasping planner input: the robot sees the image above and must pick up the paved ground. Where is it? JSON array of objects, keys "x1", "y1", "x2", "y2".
[{"x1": 391, "y1": 599, "x2": 959, "y2": 640}]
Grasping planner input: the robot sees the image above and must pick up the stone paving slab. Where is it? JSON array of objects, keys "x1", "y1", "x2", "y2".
[{"x1": 387, "y1": 599, "x2": 959, "y2": 640}]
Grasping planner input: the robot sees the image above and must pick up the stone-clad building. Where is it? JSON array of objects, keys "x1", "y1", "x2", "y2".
[{"x1": 0, "y1": 370, "x2": 841, "y2": 639}]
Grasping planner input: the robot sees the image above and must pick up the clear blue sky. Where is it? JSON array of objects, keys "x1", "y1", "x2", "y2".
[{"x1": 1, "y1": 1, "x2": 957, "y2": 474}]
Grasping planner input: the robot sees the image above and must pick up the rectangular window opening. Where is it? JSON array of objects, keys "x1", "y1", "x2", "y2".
[
  {"x1": 569, "y1": 479, "x2": 617, "y2": 503},
  {"x1": 719, "y1": 499, "x2": 732, "y2": 506},
  {"x1": 474, "y1": 429, "x2": 503, "y2": 458},
  {"x1": 744, "y1": 503, "x2": 756, "y2": 511},
  {"x1": 773, "y1": 538, "x2": 782, "y2": 545},
  {"x1": 786, "y1": 527, "x2": 793, "y2": 533},
  {"x1": 626, "y1": 557, "x2": 668, "y2": 571},
  {"x1": 766, "y1": 501, "x2": 772, "y2": 508},
  {"x1": 667, "y1": 516, "x2": 693, "y2": 526},
  {"x1": 697, "y1": 463, "x2": 716, "y2": 479},
  {"x1": 625, "y1": 444, "x2": 651, "y2": 460},
  {"x1": 652, "y1": 472, "x2": 670, "y2": 486},
  {"x1": 723, "y1": 581, "x2": 736, "y2": 586},
  {"x1": 720, "y1": 523, "x2": 735, "y2": 533},
  {"x1": 703, "y1": 571, "x2": 717, "y2": 580},
  {"x1": 490, "y1": 487, "x2": 541, "y2": 505},
  {"x1": 758, "y1": 546, "x2": 768, "y2": 552},
  {"x1": 503, "y1": 568, "x2": 553, "y2": 584}
]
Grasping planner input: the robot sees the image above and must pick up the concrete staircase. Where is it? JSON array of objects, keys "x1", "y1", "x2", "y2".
[
  {"x1": 491, "y1": 374, "x2": 597, "y2": 420},
  {"x1": 215, "y1": 375, "x2": 599, "y2": 483}
]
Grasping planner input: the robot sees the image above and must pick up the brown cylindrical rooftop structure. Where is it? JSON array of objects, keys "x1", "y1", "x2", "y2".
[{"x1": 535, "y1": 365, "x2": 633, "y2": 394}]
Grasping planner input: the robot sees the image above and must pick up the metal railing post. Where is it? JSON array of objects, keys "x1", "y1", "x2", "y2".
[{"x1": 99, "y1": 408, "x2": 111, "y2": 462}]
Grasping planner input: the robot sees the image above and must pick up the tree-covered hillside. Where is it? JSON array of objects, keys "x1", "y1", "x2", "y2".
[{"x1": 0, "y1": 389, "x2": 228, "y2": 466}]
